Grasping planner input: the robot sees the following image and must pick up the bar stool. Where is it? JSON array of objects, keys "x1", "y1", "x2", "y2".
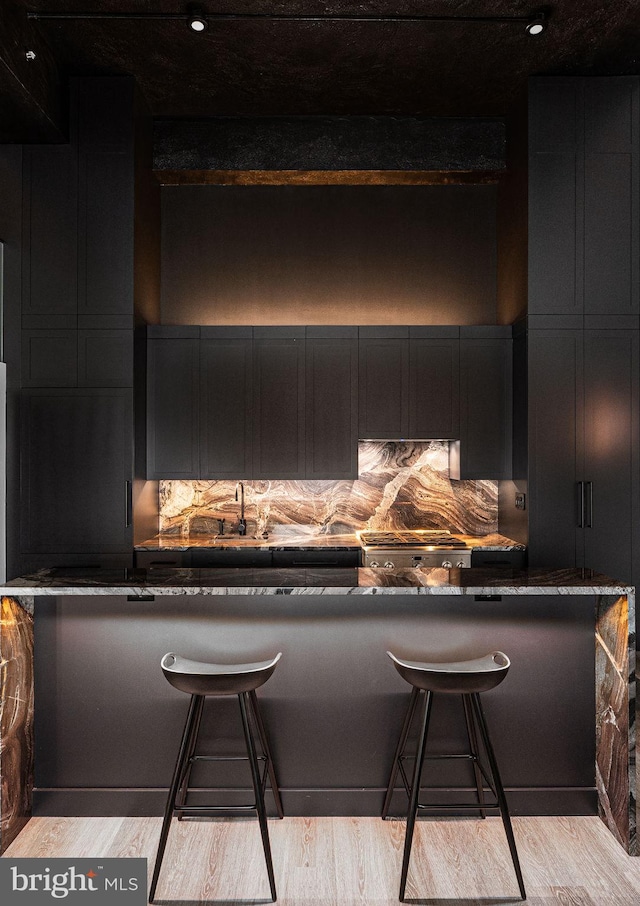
[
  {"x1": 149, "y1": 651, "x2": 284, "y2": 904},
  {"x1": 382, "y1": 650, "x2": 526, "y2": 902}
]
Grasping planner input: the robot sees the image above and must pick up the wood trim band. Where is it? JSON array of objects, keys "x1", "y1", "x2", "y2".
[{"x1": 153, "y1": 169, "x2": 504, "y2": 186}]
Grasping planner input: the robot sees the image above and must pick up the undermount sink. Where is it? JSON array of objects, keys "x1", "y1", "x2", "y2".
[{"x1": 212, "y1": 533, "x2": 267, "y2": 542}]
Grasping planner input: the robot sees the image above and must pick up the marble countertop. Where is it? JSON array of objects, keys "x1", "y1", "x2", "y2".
[
  {"x1": 135, "y1": 530, "x2": 525, "y2": 552},
  {"x1": 0, "y1": 566, "x2": 631, "y2": 597}
]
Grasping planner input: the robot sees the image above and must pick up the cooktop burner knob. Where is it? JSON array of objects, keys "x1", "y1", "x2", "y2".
[
  {"x1": 455, "y1": 560, "x2": 467, "y2": 568},
  {"x1": 383, "y1": 560, "x2": 395, "y2": 569},
  {"x1": 441, "y1": 559, "x2": 453, "y2": 568},
  {"x1": 369, "y1": 560, "x2": 380, "y2": 568}
]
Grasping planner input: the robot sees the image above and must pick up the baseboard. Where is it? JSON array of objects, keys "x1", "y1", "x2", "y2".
[{"x1": 33, "y1": 786, "x2": 598, "y2": 818}]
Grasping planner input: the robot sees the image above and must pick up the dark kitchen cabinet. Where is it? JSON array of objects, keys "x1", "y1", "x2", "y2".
[
  {"x1": 21, "y1": 146, "x2": 78, "y2": 320},
  {"x1": 21, "y1": 78, "x2": 138, "y2": 328},
  {"x1": 582, "y1": 331, "x2": 639, "y2": 582},
  {"x1": 470, "y1": 549, "x2": 526, "y2": 569},
  {"x1": 77, "y1": 77, "x2": 134, "y2": 322},
  {"x1": 20, "y1": 389, "x2": 133, "y2": 556},
  {"x1": 359, "y1": 327, "x2": 460, "y2": 441},
  {"x1": 271, "y1": 549, "x2": 361, "y2": 568},
  {"x1": 146, "y1": 329, "x2": 200, "y2": 479},
  {"x1": 8, "y1": 77, "x2": 154, "y2": 580},
  {"x1": 149, "y1": 327, "x2": 360, "y2": 480},
  {"x1": 200, "y1": 330, "x2": 253, "y2": 478},
  {"x1": 135, "y1": 550, "x2": 192, "y2": 569},
  {"x1": 146, "y1": 324, "x2": 511, "y2": 482},
  {"x1": 409, "y1": 329, "x2": 460, "y2": 439},
  {"x1": 190, "y1": 548, "x2": 272, "y2": 568},
  {"x1": 528, "y1": 328, "x2": 639, "y2": 584},
  {"x1": 455, "y1": 328, "x2": 512, "y2": 479},
  {"x1": 22, "y1": 328, "x2": 133, "y2": 388},
  {"x1": 78, "y1": 330, "x2": 133, "y2": 387},
  {"x1": 253, "y1": 330, "x2": 306, "y2": 479},
  {"x1": 306, "y1": 330, "x2": 358, "y2": 479},
  {"x1": 529, "y1": 77, "x2": 639, "y2": 317},
  {"x1": 22, "y1": 330, "x2": 78, "y2": 387},
  {"x1": 358, "y1": 329, "x2": 409, "y2": 439},
  {"x1": 147, "y1": 328, "x2": 253, "y2": 480}
]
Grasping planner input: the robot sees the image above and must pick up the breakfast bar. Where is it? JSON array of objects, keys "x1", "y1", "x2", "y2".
[{"x1": 0, "y1": 566, "x2": 635, "y2": 862}]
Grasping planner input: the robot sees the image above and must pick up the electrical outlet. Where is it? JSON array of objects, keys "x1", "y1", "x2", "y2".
[{"x1": 515, "y1": 492, "x2": 526, "y2": 511}]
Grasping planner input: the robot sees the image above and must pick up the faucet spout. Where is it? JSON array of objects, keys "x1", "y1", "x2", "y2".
[{"x1": 235, "y1": 481, "x2": 247, "y2": 536}]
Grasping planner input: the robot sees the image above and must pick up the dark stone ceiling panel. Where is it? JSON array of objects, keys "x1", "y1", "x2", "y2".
[
  {"x1": 17, "y1": 1, "x2": 640, "y2": 117},
  {"x1": 153, "y1": 116, "x2": 506, "y2": 170}
]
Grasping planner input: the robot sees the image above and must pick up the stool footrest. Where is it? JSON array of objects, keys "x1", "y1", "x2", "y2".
[
  {"x1": 397, "y1": 752, "x2": 498, "y2": 801},
  {"x1": 417, "y1": 799, "x2": 500, "y2": 811},
  {"x1": 175, "y1": 804, "x2": 257, "y2": 814},
  {"x1": 191, "y1": 754, "x2": 267, "y2": 762}
]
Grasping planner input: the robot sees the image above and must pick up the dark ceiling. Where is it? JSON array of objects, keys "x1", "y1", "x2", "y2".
[{"x1": 3, "y1": 1, "x2": 640, "y2": 139}]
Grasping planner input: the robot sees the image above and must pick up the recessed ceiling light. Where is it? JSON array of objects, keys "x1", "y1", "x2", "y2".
[
  {"x1": 187, "y1": 7, "x2": 208, "y2": 32},
  {"x1": 525, "y1": 12, "x2": 547, "y2": 35}
]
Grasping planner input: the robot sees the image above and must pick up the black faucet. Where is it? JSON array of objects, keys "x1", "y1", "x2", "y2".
[
  {"x1": 217, "y1": 518, "x2": 225, "y2": 536},
  {"x1": 235, "y1": 481, "x2": 247, "y2": 536}
]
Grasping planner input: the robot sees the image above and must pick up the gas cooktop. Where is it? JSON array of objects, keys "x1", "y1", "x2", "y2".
[{"x1": 359, "y1": 531, "x2": 468, "y2": 549}]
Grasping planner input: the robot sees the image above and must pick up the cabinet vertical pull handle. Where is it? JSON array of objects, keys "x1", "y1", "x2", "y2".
[
  {"x1": 578, "y1": 481, "x2": 584, "y2": 528},
  {"x1": 125, "y1": 480, "x2": 133, "y2": 528},
  {"x1": 586, "y1": 481, "x2": 593, "y2": 528}
]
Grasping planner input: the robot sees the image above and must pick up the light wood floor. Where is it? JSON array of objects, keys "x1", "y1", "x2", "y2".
[{"x1": 4, "y1": 815, "x2": 640, "y2": 905}]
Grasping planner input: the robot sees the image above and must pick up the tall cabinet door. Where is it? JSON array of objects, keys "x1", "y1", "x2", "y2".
[
  {"x1": 77, "y1": 77, "x2": 134, "y2": 320},
  {"x1": 583, "y1": 79, "x2": 639, "y2": 316},
  {"x1": 20, "y1": 389, "x2": 133, "y2": 554},
  {"x1": 583, "y1": 330, "x2": 639, "y2": 583},
  {"x1": 458, "y1": 330, "x2": 512, "y2": 479},
  {"x1": 528, "y1": 79, "x2": 583, "y2": 316},
  {"x1": 529, "y1": 76, "x2": 639, "y2": 318},
  {"x1": 200, "y1": 330, "x2": 253, "y2": 478},
  {"x1": 358, "y1": 330, "x2": 409, "y2": 439},
  {"x1": 253, "y1": 330, "x2": 305, "y2": 479},
  {"x1": 528, "y1": 330, "x2": 584, "y2": 569},
  {"x1": 409, "y1": 332, "x2": 459, "y2": 439},
  {"x1": 21, "y1": 146, "x2": 78, "y2": 319},
  {"x1": 305, "y1": 331, "x2": 358, "y2": 480},
  {"x1": 146, "y1": 330, "x2": 200, "y2": 479}
]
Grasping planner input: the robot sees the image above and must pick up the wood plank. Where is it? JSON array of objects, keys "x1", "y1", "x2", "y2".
[
  {"x1": 5, "y1": 816, "x2": 640, "y2": 904},
  {"x1": 154, "y1": 169, "x2": 504, "y2": 186}
]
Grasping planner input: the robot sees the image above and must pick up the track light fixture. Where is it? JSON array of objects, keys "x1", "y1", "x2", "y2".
[
  {"x1": 525, "y1": 11, "x2": 547, "y2": 35},
  {"x1": 27, "y1": 7, "x2": 551, "y2": 35},
  {"x1": 186, "y1": 6, "x2": 208, "y2": 33}
]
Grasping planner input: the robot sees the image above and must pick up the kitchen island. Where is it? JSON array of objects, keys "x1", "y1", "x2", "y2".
[{"x1": 0, "y1": 567, "x2": 635, "y2": 860}]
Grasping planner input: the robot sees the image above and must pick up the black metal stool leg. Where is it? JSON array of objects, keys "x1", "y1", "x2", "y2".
[
  {"x1": 149, "y1": 694, "x2": 202, "y2": 903},
  {"x1": 399, "y1": 690, "x2": 433, "y2": 902},
  {"x1": 249, "y1": 689, "x2": 284, "y2": 819},
  {"x1": 462, "y1": 693, "x2": 487, "y2": 819},
  {"x1": 470, "y1": 693, "x2": 527, "y2": 901},
  {"x1": 175, "y1": 694, "x2": 205, "y2": 820},
  {"x1": 382, "y1": 686, "x2": 420, "y2": 819},
  {"x1": 239, "y1": 692, "x2": 277, "y2": 902}
]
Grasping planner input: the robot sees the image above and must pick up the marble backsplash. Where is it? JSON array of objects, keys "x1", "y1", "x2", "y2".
[{"x1": 159, "y1": 441, "x2": 498, "y2": 536}]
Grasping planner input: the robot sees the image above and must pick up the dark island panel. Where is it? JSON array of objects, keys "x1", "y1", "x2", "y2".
[{"x1": 34, "y1": 593, "x2": 595, "y2": 819}]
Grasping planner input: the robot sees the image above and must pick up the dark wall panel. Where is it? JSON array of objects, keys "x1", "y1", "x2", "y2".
[{"x1": 161, "y1": 185, "x2": 497, "y2": 326}]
